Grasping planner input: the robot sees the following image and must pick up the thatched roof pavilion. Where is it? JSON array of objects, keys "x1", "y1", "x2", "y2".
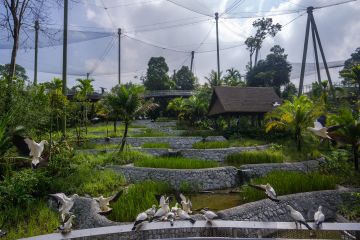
[{"x1": 208, "y1": 86, "x2": 281, "y2": 117}]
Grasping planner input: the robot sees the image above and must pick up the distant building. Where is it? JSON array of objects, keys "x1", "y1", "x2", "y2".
[{"x1": 208, "y1": 86, "x2": 281, "y2": 117}]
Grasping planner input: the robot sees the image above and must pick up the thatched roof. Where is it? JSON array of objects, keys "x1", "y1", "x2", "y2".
[{"x1": 208, "y1": 86, "x2": 281, "y2": 116}]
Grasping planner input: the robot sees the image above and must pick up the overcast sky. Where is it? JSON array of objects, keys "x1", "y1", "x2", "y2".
[{"x1": 0, "y1": 0, "x2": 359, "y2": 91}]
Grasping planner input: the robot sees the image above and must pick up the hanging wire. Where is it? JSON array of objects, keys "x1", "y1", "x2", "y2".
[{"x1": 164, "y1": 0, "x2": 213, "y2": 17}]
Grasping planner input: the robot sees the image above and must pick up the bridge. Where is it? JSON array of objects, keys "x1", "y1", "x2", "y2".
[
  {"x1": 21, "y1": 220, "x2": 360, "y2": 240},
  {"x1": 143, "y1": 90, "x2": 195, "y2": 99}
]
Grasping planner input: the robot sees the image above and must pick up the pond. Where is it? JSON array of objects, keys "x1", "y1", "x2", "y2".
[{"x1": 189, "y1": 192, "x2": 244, "y2": 211}]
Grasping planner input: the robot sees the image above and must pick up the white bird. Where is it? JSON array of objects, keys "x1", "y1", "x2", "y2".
[
  {"x1": 180, "y1": 193, "x2": 192, "y2": 214},
  {"x1": 307, "y1": 120, "x2": 331, "y2": 139},
  {"x1": 145, "y1": 204, "x2": 157, "y2": 217},
  {"x1": 166, "y1": 211, "x2": 176, "y2": 226},
  {"x1": 152, "y1": 196, "x2": 170, "y2": 221},
  {"x1": 132, "y1": 212, "x2": 148, "y2": 231},
  {"x1": 177, "y1": 208, "x2": 196, "y2": 224},
  {"x1": 24, "y1": 138, "x2": 48, "y2": 168},
  {"x1": 49, "y1": 193, "x2": 78, "y2": 222},
  {"x1": 171, "y1": 203, "x2": 180, "y2": 213},
  {"x1": 314, "y1": 205, "x2": 325, "y2": 228},
  {"x1": 201, "y1": 209, "x2": 218, "y2": 224},
  {"x1": 249, "y1": 183, "x2": 279, "y2": 202},
  {"x1": 272, "y1": 101, "x2": 281, "y2": 107},
  {"x1": 57, "y1": 215, "x2": 75, "y2": 233},
  {"x1": 94, "y1": 191, "x2": 123, "y2": 214},
  {"x1": 286, "y1": 205, "x2": 312, "y2": 230}
]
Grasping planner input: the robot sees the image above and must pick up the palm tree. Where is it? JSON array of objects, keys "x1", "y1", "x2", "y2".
[
  {"x1": 105, "y1": 85, "x2": 158, "y2": 152},
  {"x1": 75, "y1": 78, "x2": 94, "y2": 134},
  {"x1": 340, "y1": 64, "x2": 360, "y2": 94},
  {"x1": 223, "y1": 68, "x2": 244, "y2": 86},
  {"x1": 265, "y1": 95, "x2": 323, "y2": 151},
  {"x1": 167, "y1": 97, "x2": 187, "y2": 120},
  {"x1": 205, "y1": 70, "x2": 223, "y2": 87},
  {"x1": 329, "y1": 107, "x2": 360, "y2": 171}
]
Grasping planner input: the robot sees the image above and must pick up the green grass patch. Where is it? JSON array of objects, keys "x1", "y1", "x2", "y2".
[
  {"x1": 192, "y1": 141, "x2": 230, "y2": 149},
  {"x1": 142, "y1": 142, "x2": 170, "y2": 148},
  {"x1": 242, "y1": 171, "x2": 338, "y2": 202},
  {"x1": 226, "y1": 150, "x2": 285, "y2": 167},
  {"x1": 0, "y1": 201, "x2": 59, "y2": 239},
  {"x1": 181, "y1": 129, "x2": 220, "y2": 137},
  {"x1": 132, "y1": 128, "x2": 170, "y2": 137},
  {"x1": 109, "y1": 181, "x2": 170, "y2": 222},
  {"x1": 134, "y1": 157, "x2": 219, "y2": 169},
  {"x1": 229, "y1": 138, "x2": 267, "y2": 147}
]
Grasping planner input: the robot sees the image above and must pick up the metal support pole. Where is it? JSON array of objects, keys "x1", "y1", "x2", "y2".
[
  {"x1": 309, "y1": 12, "x2": 336, "y2": 99},
  {"x1": 34, "y1": 20, "x2": 39, "y2": 85},
  {"x1": 298, "y1": 7, "x2": 312, "y2": 96},
  {"x1": 215, "y1": 12, "x2": 220, "y2": 81},
  {"x1": 118, "y1": 28, "x2": 121, "y2": 85},
  {"x1": 190, "y1": 51, "x2": 195, "y2": 73},
  {"x1": 61, "y1": 0, "x2": 68, "y2": 138},
  {"x1": 311, "y1": 23, "x2": 322, "y2": 85},
  {"x1": 86, "y1": 72, "x2": 90, "y2": 79}
]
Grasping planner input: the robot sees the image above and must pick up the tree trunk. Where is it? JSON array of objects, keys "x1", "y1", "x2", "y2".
[
  {"x1": 113, "y1": 119, "x2": 117, "y2": 133},
  {"x1": 254, "y1": 48, "x2": 259, "y2": 67},
  {"x1": 249, "y1": 53, "x2": 253, "y2": 70},
  {"x1": 353, "y1": 144, "x2": 359, "y2": 171},
  {"x1": 295, "y1": 128, "x2": 301, "y2": 151},
  {"x1": 120, "y1": 121, "x2": 129, "y2": 152}
]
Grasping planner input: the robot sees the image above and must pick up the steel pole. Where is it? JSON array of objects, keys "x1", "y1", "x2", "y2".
[
  {"x1": 61, "y1": 0, "x2": 68, "y2": 137},
  {"x1": 118, "y1": 28, "x2": 121, "y2": 85},
  {"x1": 34, "y1": 20, "x2": 39, "y2": 85},
  {"x1": 311, "y1": 23, "x2": 322, "y2": 85},
  {"x1": 190, "y1": 51, "x2": 195, "y2": 73},
  {"x1": 215, "y1": 12, "x2": 220, "y2": 81}
]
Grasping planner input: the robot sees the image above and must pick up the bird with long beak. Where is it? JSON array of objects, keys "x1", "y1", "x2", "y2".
[
  {"x1": 314, "y1": 205, "x2": 325, "y2": 228},
  {"x1": 94, "y1": 190, "x2": 123, "y2": 214},
  {"x1": 24, "y1": 138, "x2": 48, "y2": 168},
  {"x1": 286, "y1": 205, "x2": 312, "y2": 230},
  {"x1": 151, "y1": 196, "x2": 170, "y2": 221},
  {"x1": 57, "y1": 215, "x2": 75, "y2": 233},
  {"x1": 201, "y1": 208, "x2": 218, "y2": 224},
  {"x1": 132, "y1": 212, "x2": 148, "y2": 231},
  {"x1": 177, "y1": 208, "x2": 196, "y2": 224},
  {"x1": 307, "y1": 120, "x2": 331, "y2": 140},
  {"x1": 49, "y1": 193, "x2": 78, "y2": 222},
  {"x1": 249, "y1": 183, "x2": 279, "y2": 202},
  {"x1": 180, "y1": 193, "x2": 192, "y2": 214}
]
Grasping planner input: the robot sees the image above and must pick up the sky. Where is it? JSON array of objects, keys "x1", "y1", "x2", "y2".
[{"x1": 0, "y1": 0, "x2": 359, "y2": 91}]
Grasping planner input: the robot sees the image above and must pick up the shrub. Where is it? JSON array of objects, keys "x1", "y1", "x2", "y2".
[
  {"x1": 226, "y1": 150, "x2": 284, "y2": 166},
  {"x1": 192, "y1": 141, "x2": 230, "y2": 149},
  {"x1": 134, "y1": 157, "x2": 219, "y2": 169},
  {"x1": 142, "y1": 142, "x2": 170, "y2": 149},
  {"x1": 229, "y1": 138, "x2": 266, "y2": 147},
  {"x1": 242, "y1": 171, "x2": 338, "y2": 202},
  {"x1": 109, "y1": 181, "x2": 170, "y2": 222}
]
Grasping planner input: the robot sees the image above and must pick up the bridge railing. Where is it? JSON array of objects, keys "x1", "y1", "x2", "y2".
[{"x1": 20, "y1": 220, "x2": 360, "y2": 240}]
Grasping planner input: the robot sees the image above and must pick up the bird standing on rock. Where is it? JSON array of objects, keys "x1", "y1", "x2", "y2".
[
  {"x1": 145, "y1": 204, "x2": 157, "y2": 217},
  {"x1": 49, "y1": 193, "x2": 78, "y2": 222},
  {"x1": 151, "y1": 196, "x2": 170, "y2": 221},
  {"x1": 180, "y1": 193, "x2": 192, "y2": 214},
  {"x1": 286, "y1": 205, "x2": 312, "y2": 230},
  {"x1": 94, "y1": 191, "x2": 123, "y2": 214},
  {"x1": 132, "y1": 212, "x2": 148, "y2": 231},
  {"x1": 176, "y1": 208, "x2": 196, "y2": 224},
  {"x1": 314, "y1": 205, "x2": 325, "y2": 228},
  {"x1": 249, "y1": 183, "x2": 280, "y2": 202},
  {"x1": 201, "y1": 208, "x2": 218, "y2": 224}
]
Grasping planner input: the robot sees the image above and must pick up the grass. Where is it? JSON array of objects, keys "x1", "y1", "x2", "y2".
[
  {"x1": 225, "y1": 150, "x2": 285, "y2": 167},
  {"x1": 134, "y1": 156, "x2": 219, "y2": 169},
  {"x1": 109, "y1": 181, "x2": 170, "y2": 222},
  {"x1": 192, "y1": 141, "x2": 230, "y2": 149},
  {"x1": 180, "y1": 129, "x2": 220, "y2": 137},
  {"x1": 142, "y1": 142, "x2": 170, "y2": 148},
  {"x1": 0, "y1": 201, "x2": 59, "y2": 239},
  {"x1": 229, "y1": 138, "x2": 267, "y2": 147},
  {"x1": 242, "y1": 171, "x2": 338, "y2": 202},
  {"x1": 132, "y1": 128, "x2": 170, "y2": 137}
]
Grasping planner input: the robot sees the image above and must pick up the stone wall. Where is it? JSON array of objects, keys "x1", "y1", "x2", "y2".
[
  {"x1": 239, "y1": 158, "x2": 326, "y2": 181},
  {"x1": 109, "y1": 165, "x2": 239, "y2": 191},
  {"x1": 90, "y1": 136, "x2": 226, "y2": 149}
]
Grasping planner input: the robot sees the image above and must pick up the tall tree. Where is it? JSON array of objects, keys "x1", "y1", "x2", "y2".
[
  {"x1": 174, "y1": 66, "x2": 196, "y2": 90},
  {"x1": 246, "y1": 45, "x2": 292, "y2": 94},
  {"x1": 245, "y1": 18, "x2": 282, "y2": 68},
  {"x1": 340, "y1": 64, "x2": 360, "y2": 93},
  {"x1": 144, "y1": 57, "x2": 173, "y2": 90},
  {"x1": 0, "y1": 64, "x2": 28, "y2": 81},
  {"x1": 205, "y1": 70, "x2": 223, "y2": 87},
  {"x1": 223, "y1": 68, "x2": 245, "y2": 86},
  {"x1": 281, "y1": 82, "x2": 298, "y2": 100},
  {"x1": 105, "y1": 85, "x2": 158, "y2": 152}
]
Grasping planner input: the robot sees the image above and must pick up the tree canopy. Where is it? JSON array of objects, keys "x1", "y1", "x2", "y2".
[
  {"x1": 174, "y1": 66, "x2": 196, "y2": 90},
  {"x1": 246, "y1": 45, "x2": 292, "y2": 95},
  {"x1": 0, "y1": 64, "x2": 28, "y2": 82},
  {"x1": 223, "y1": 68, "x2": 245, "y2": 86},
  {"x1": 144, "y1": 57, "x2": 173, "y2": 90}
]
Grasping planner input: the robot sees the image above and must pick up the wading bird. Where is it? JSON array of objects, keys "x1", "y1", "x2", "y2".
[
  {"x1": 201, "y1": 208, "x2": 218, "y2": 224},
  {"x1": 286, "y1": 205, "x2": 312, "y2": 230},
  {"x1": 179, "y1": 193, "x2": 192, "y2": 214},
  {"x1": 314, "y1": 205, "x2": 325, "y2": 228},
  {"x1": 249, "y1": 183, "x2": 280, "y2": 202},
  {"x1": 94, "y1": 191, "x2": 123, "y2": 214},
  {"x1": 132, "y1": 212, "x2": 148, "y2": 231},
  {"x1": 49, "y1": 193, "x2": 78, "y2": 222},
  {"x1": 176, "y1": 208, "x2": 196, "y2": 224}
]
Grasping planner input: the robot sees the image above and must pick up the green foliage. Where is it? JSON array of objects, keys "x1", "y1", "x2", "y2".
[
  {"x1": 144, "y1": 57, "x2": 173, "y2": 90},
  {"x1": 0, "y1": 64, "x2": 28, "y2": 81},
  {"x1": 342, "y1": 47, "x2": 360, "y2": 78},
  {"x1": 132, "y1": 128, "x2": 169, "y2": 137},
  {"x1": 282, "y1": 82, "x2": 298, "y2": 100},
  {"x1": 174, "y1": 66, "x2": 196, "y2": 90},
  {"x1": 226, "y1": 150, "x2": 284, "y2": 166},
  {"x1": 134, "y1": 156, "x2": 219, "y2": 169},
  {"x1": 242, "y1": 171, "x2": 337, "y2": 202},
  {"x1": 223, "y1": 68, "x2": 245, "y2": 86},
  {"x1": 265, "y1": 95, "x2": 323, "y2": 151},
  {"x1": 246, "y1": 45, "x2": 291, "y2": 94},
  {"x1": 192, "y1": 141, "x2": 230, "y2": 149},
  {"x1": 142, "y1": 142, "x2": 170, "y2": 148},
  {"x1": 340, "y1": 64, "x2": 360, "y2": 92},
  {"x1": 229, "y1": 138, "x2": 267, "y2": 147},
  {"x1": 339, "y1": 192, "x2": 360, "y2": 221},
  {"x1": 0, "y1": 201, "x2": 59, "y2": 239},
  {"x1": 205, "y1": 70, "x2": 223, "y2": 87},
  {"x1": 109, "y1": 181, "x2": 170, "y2": 222}
]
